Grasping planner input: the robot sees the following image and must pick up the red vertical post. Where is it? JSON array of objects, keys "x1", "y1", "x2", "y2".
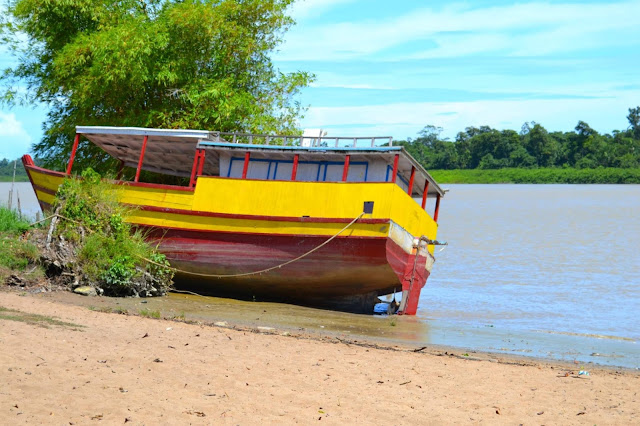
[
  {"x1": 421, "y1": 181, "x2": 430, "y2": 209},
  {"x1": 342, "y1": 154, "x2": 350, "y2": 182},
  {"x1": 291, "y1": 154, "x2": 299, "y2": 181},
  {"x1": 242, "y1": 151, "x2": 250, "y2": 179},
  {"x1": 434, "y1": 194, "x2": 441, "y2": 223},
  {"x1": 66, "y1": 133, "x2": 80, "y2": 175},
  {"x1": 407, "y1": 166, "x2": 416, "y2": 196},
  {"x1": 189, "y1": 150, "x2": 200, "y2": 187},
  {"x1": 196, "y1": 149, "x2": 206, "y2": 176},
  {"x1": 391, "y1": 154, "x2": 399, "y2": 183},
  {"x1": 134, "y1": 135, "x2": 149, "y2": 183}
]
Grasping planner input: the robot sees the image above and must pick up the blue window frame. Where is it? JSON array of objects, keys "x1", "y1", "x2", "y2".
[
  {"x1": 227, "y1": 157, "x2": 369, "y2": 182},
  {"x1": 385, "y1": 165, "x2": 409, "y2": 186}
]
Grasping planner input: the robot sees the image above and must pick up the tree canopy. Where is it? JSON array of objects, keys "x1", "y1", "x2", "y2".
[
  {"x1": 397, "y1": 108, "x2": 640, "y2": 171},
  {"x1": 1, "y1": 0, "x2": 313, "y2": 171}
]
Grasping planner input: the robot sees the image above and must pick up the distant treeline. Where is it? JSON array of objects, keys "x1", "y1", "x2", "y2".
[
  {"x1": 397, "y1": 107, "x2": 640, "y2": 174},
  {"x1": 430, "y1": 168, "x2": 640, "y2": 184},
  {"x1": 0, "y1": 158, "x2": 28, "y2": 182}
]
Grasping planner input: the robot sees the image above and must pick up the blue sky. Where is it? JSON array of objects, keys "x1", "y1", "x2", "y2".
[{"x1": 1, "y1": 0, "x2": 640, "y2": 158}]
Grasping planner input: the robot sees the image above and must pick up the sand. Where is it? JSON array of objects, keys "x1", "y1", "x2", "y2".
[{"x1": 0, "y1": 291, "x2": 638, "y2": 425}]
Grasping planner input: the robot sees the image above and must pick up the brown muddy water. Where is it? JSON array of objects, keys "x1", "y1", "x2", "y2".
[{"x1": 2, "y1": 182, "x2": 639, "y2": 369}]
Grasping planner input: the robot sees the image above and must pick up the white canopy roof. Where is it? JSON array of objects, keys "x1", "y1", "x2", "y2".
[{"x1": 77, "y1": 126, "x2": 445, "y2": 197}]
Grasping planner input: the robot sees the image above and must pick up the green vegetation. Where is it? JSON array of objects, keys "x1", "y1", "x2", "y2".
[
  {"x1": 139, "y1": 308, "x2": 161, "y2": 319},
  {"x1": 0, "y1": 158, "x2": 28, "y2": 182},
  {"x1": 431, "y1": 168, "x2": 640, "y2": 184},
  {"x1": 88, "y1": 306, "x2": 113, "y2": 313},
  {"x1": 0, "y1": 207, "x2": 40, "y2": 281},
  {"x1": 172, "y1": 312, "x2": 186, "y2": 321},
  {"x1": 55, "y1": 168, "x2": 174, "y2": 296},
  {"x1": 399, "y1": 108, "x2": 640, "y2": 183},
  {"x1": 0, "y1": 206, "x2": 30, "y2": 233},
  {"x1": 1, "y1": 0, "x2": 313, "y2": 172},
  {"x1": 0, "y1": 305, "x2": 82, "y2": 329},
  {"x1": 2, "y1": 167, "x2": 172, "y2": 295}
]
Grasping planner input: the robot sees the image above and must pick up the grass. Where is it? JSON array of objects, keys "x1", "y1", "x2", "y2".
[
  {"x1": 430, "y1": 167, "x2": 640, "y2": 184},
  {"x1": 139, "y1": 308, "x2": 161, "y2": 319},
  {"x1": 0, "y1": 306, "x2": 83, "y2": 329},
  {"x1": 88, "y1": 306, "x2": 113, "y2": 313},
  {"x1": 172, "y1": 312, "x2": 186, "y2": 321},
  {"x1": 0, "y1": 206, "x2": 30, "y2": 233},
  {"x1": 0, "y1": 206, "x2": 41, "y2": 281},
  {"x1": 88, "y1": 305, "x2": 128, "y2": 315}
]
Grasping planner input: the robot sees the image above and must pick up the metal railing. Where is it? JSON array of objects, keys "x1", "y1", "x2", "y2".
[{"x1": 206, "y1": 132, "x2": 393, "y2": 148}]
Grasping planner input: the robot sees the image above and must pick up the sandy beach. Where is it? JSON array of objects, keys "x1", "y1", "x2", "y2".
[{"x1": 0, "y1": 291, "x2": 638, "y2": 425}]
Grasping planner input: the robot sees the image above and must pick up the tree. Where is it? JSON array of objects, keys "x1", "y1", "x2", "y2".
[
  {"x1": 1, "y1": 0, "x2": 314, "y2": 171},
  {"x1": 627, "y1": 106, "x2": 640, "y2": 139},
  {"x1": 415, "y1": 125, "x2": 444, "y2": 148},
  {"x1": 524, "y1": 123, "x2": 558, "y2": 167}
]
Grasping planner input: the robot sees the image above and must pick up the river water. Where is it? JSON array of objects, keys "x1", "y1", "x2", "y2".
[
  {"x1": 420, "y1": 184, "x2": 639, "y2": 368},
  {"x1": 2, "y1": 182, "x2": 638, "y2": 368}
]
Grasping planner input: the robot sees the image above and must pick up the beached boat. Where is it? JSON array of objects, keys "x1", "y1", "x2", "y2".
[{"x1": 22, "y1": 126, "x2": 446, "y2": 314}]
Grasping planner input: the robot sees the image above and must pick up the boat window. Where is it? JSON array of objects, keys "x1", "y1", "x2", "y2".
[
  {"x1": 385, "y1": 164, "x2": 410, "y2": 192},
  {"x1": 226, "y1": 157, "x2": 369, "y2": 182}
]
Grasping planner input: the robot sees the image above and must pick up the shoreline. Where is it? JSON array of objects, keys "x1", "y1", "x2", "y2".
[
  {"x1": 6, "y1": 285, "x2": 639, "y2": 371},
  {"x1": 1, "y1": 290, "x2": 638, "y2": 424}
]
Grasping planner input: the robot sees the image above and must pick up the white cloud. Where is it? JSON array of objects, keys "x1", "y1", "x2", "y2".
[
  {"x1": 288, "y1": 0, "x2": 356, "y2": 21},
  {"x1": 302, "y1": 90, "x2": 640, "y2": 139},
  {"x1": 0, "y1": 113, "x2": 32, "y2": 159},
  {"x1": 278, "y1": 1, "x2": 640, "y2": 61}
]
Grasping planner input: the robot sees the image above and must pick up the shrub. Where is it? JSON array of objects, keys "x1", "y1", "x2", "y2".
[{"x1": 55, "y1": 168, "x2": 174, "y2": 295}]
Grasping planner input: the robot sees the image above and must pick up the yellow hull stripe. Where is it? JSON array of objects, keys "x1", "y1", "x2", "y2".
[
  {"x1": 129, "y1": 210, "x2": 390, "y2": 238},
  {"x1": 27, "y1": 169, "x2": 438, "y2": 252}
]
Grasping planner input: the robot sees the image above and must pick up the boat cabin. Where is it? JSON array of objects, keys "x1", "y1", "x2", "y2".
[{"x1": 71, "y1": 127, "x2": 445, "y2": 221}]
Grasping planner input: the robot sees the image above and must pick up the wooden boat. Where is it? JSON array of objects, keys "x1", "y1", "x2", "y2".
[{"x1": 22, "y1": 126, "x2": 446, "y2": 314}]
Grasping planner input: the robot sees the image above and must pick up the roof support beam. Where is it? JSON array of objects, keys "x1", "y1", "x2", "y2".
[
  {"x1": 434, "y1": 194, "x2": 441, "y2": 223},
  {"x1": 242, "y1": 151, "x2": 251, "y2": 179},
  {"x1": 421, "y1": 180, "x2": 430, "y2": 210},
  {"x1": 342, "y1": 155, "x2": 350, "y2": 182},
  {"x1": 407, "y1": 166, "x2": 416, "y2": 196},
  {"x1": 189, "y1": 150, "x2": 200, "y2": 187},
  {"x1": 291, "y1": 154, "x2": 299, "y2": 181},
  {"x1": 196, "y1": 149, "x2": 206, "y2": 178},
  {"x1": 66, "y1": 133, "x2": 80, "y2": 175},
  {"x1": 391, "y1": 154, "x2": 399, "y2": 183},
  {"x1": 134, "y1": 135, "x2": 149, "y2": 183}
]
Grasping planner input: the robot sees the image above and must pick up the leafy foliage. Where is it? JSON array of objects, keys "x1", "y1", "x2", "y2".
[
  {"x1": 55, "y1": 168, "x2": 174, "y2": 295},
  {"x1": 397, "y1": 109, "x2": 640, "y2": 174},
  {"x1": 1, "y1": 0, "x2": 313, "y2": 172}
]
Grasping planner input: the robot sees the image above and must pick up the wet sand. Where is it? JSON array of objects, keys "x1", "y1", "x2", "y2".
[{"x1": 1, "y1": 291, "x2": 638, "y2": 425}]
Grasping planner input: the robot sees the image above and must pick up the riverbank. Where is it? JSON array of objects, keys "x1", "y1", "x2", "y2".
[
  {"x1": 1, "y1": 291, "x2": 638, "y2": 424},
  {"x1": 430, "y1": 167, "x2": 640, "y2": 183}
]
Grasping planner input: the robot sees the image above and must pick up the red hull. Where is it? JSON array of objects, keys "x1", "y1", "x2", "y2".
[{"x1": 142, "y1": 227, "x2": 430, "y2": 313}]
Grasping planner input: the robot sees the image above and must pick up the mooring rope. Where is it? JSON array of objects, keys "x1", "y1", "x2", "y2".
[
  {"x1": 156, "y1": 211, "x2": 366, "y2": 279},
  {"x1": 40, "y1": 211, "x2": 366, "y2": 279}
]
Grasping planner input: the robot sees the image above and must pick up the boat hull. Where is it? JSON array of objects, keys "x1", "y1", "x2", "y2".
[{"x1": 22, "y1": 154, "x2": 435, "y2": 314}]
